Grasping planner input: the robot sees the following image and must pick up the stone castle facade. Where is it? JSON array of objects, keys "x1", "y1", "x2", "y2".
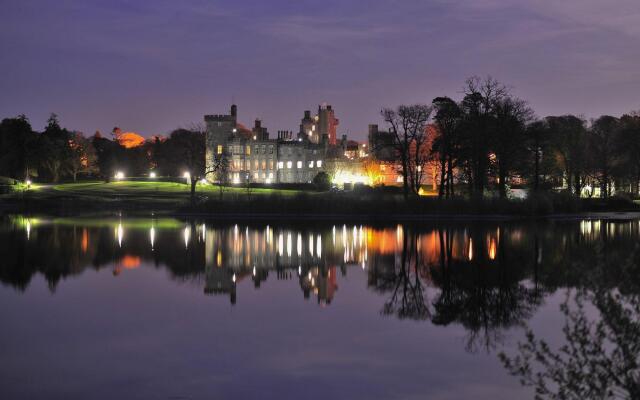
[{"x1": 205, "y1": 104, "x2": 339, "y2": 184}]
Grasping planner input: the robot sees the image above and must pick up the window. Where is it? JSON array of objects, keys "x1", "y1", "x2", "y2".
[
  {"x1": 254, "y1": 172, "x2": 259, "y2": 180},
  {"x1": 269, "y1": 160, "x2": 274, "y2": 169},
  {"x1": 286, "y1": 161, "x2": 292, "y2": 169},
  {"x1": 217, "y1": 145, "x2": 223, "y2": 155},
  {"x1": 316, "y1": 160, "x2": 322, "y2": 168},
  {"x1": 269, "y1": 145, "x2": 274, "y2": 154},
  {"x1": 297, "y1": 161, "x2": 302, "y2": 169},
  {"x1": 277, "y1": 161, "x2": 284, "y2": 169},
  {"x1": 254, "y1": 160, "x2": 259, "y2": 169},
  {"x1": 246, "y1": 145, "x2": 251, "y2": 155},
  {"x1": 261, "y1": 160, "x2": 266, "y2": 170},
  {"x1": 309, "y1": 161, "x2": 314, "y2": 168}
]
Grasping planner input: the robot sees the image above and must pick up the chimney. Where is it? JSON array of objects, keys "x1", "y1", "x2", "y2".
[
  {"x1": 230, "y1": 104, "x2": 237, "y2": 118},
  {"x1": 254, "y1": 119, "x2": 261, "y2": 129},
  {"x1": 304, "y1": 110, "x2": 311, "y2": 119}
]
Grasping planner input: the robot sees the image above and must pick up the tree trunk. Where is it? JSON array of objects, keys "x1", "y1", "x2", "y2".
[{"x1": 438, "y1": 157, "x2": 446, "y2": 198}]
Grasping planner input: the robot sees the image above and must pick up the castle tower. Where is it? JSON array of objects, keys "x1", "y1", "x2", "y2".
[
  {"x1": 317, "y1": 104, "x2": 338, "y2": 146},
  {"x1": 204, "y1": 104, "x2": 238, "y2": 182}
]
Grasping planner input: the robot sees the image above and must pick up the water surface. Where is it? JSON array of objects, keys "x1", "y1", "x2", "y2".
[{"x1": 1, "y1": 216, "x2": 638, "y2": 399}]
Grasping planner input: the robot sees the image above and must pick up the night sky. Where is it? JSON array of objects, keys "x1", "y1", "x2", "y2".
[{"x1": 1, "y1": 0, "x2": 639, "y2": 140}]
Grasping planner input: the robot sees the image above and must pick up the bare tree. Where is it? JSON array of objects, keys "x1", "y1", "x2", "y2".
[{"x1": 381, "y1": 105, "x2": 433, "y2": 199}]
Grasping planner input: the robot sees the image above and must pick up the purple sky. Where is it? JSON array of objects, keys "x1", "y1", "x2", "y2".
[{"x1": 1, "y1": 0, "x2": 639, "y2": 140}]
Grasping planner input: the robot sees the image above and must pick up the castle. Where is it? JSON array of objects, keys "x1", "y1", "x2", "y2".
[{"x1": 205, "y1": 104, "x2": 341, "y2": 184}]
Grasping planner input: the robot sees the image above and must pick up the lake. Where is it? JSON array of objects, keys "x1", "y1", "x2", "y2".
[{"x1": 1, "y1": 216, "x2": 638, "y2": 399}]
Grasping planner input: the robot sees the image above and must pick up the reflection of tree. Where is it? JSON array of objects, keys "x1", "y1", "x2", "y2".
[
  {"x1": 430, "y1": 226, "x2": 542, "y2": 353},
  {"x1": 375, "y1": 228, "x2": 431, "y2": 320},
  {"x1": 500, "y1": 244, "x2": 640, "y2": 399}
]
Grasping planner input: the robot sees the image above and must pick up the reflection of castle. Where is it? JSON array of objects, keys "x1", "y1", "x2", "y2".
[{"x1": 203, "y1": 225, "x2": 357, "y2": 304}]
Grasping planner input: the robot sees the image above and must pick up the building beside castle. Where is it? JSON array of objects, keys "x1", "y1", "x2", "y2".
[{"x1": 205, "y1": 104, "x2": 341, "y2": 185}]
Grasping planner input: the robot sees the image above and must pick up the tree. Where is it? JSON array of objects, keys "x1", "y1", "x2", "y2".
[
  {"x1": 381, "y1": 104, "x2": 433, "y2": 199},
  {"x1": 492, "y1": 97, "x2": 534, "y2": 198},
  {"x1": 459, "y1": 76, "x2": 509, "y2": 197},
  {"x1": 524, "y1": 120, "x2": 555, "y2": 192},
  {"x1": 616, "y1": 112, "x2": 640, "y2": 195},
  {"x1": 92, "y1": 132, "x2": 121, "y2": 182},
  {"x1": 589, "y1": 116, "x2": 621, "y2": 198},
  {"x1": 432, "y1": 97, "x2": 462, "y2": 198},
  {"x1": 312, "y1": 171, "x2": 331, "y2": 191},
  {"x1": 547, "y1": 115, "x2": 588, "y2": 197},
  {"x1": 68, "y1": 132, "x2": 96, "y2": 182},
  {"x1": 39, "y1": 113, "x2": 73, "y2": 183},
  {"x1": 211, "y1": 152, "x2": 230, "y2": 200},
  {"x1": 163, "y1": 128, "x2": 206, "y2": 204},
  {"x1": 0, "y1": 115, "x2": 39, "y2": 180}
]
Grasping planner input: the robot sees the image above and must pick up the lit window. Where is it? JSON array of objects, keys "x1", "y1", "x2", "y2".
[
  {"x1": 277, "y1": 161, "x2": 284, "y2": 169},
  {"x1": 246, "y1": 146, "x2": 251, "y2": 155},
  {"x1": 269, "y1": 160, "x2": 274, "y2": 169},
  {"x1": 217, "y1": 145, "x2": 223, "y2": 155},
  {"x1": 297, "y1": 161, "x2": 302, "y2": 169},
  {"x1": 309, "y1": 161, "x2": 314, "y2": 168},
  {"x1": 316, "y1": 160, "x2": 322, "y2": 168},
  {"x1": 287, "y1": 161, "x2": 292, "y2": 169},
  {"x1": 268, "y1": 172, "x2": 273, "y2": 179}
]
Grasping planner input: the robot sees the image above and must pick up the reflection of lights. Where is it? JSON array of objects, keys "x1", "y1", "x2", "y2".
[
  {"x1": 316, "y1": 234, "x2": 322, "y2": 258},
  {"x1": 26, "y1": 220, "x2": 31, "y2": 240},
  {"x1": 332, "y1": 225, "x2": 336, "y2": 246},
  {"x1": 216, "y1": 250, "x2": 222, "y2": 266},
  {"x1": 278, "y1": 232, "x2": 284, "y2": 257},
  {"x1": 467, "y1": 238, "x2": 473, "y2": 261},
  {"x1": 201, "y1": 224, "x2": 206, "y2": 241},
  {"x1": 25, "y1": 179, "x2": 32, "y2": 188},
  {"x1": 298, "y1": 266, "x2": 301, "y2": 275},
  {"x1": 396, "y1": 225, "x2": 403, "y2": 244},
  {"x1": 309, "y1": 233, "x2": 314, "y2": 257},
  {"x1": 311, "y1": 277, "x2": 315, "y2": 286},
  {"x1": 183, "y1": 226, "x2": 190, "y2": 248},
  {"x1": 297, "y1": 233, "x2": 302, "y2": 257},
  {"x1": 488, "y1": 238, "x2": 497, "y2": 260},
  {"x1": 150, "y1": 227, "x2": 155, "y2": 250},
  {"x1": 253, "y1": 266, "x2": 256, "y2": 276},
  {"x1": 232, "y1": 273, "x2": 236, "y2": 283},
  {"x1": 287, "y1": 233, "x2": 292, "y2": 258},
  {"x1": 308, "y1": 272, "x2": 312, "y2": 280},
  {"x1": 117, "y1": 223, "x2": 123, "y2": 247}
]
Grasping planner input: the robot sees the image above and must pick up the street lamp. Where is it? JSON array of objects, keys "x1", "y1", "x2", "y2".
[
  {"x1": 149, "y1": 172, "x2": 156, "y2": 179},
  {"x1": 115, "y1": 171, "x2": 124, "y2": 180}
]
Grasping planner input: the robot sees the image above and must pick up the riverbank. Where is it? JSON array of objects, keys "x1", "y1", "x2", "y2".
[{"x1": 1, "y1": 181, "x2": 639, "y2": 220}]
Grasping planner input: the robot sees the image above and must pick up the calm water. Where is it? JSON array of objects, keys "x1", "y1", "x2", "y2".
[{"x1": 1, "y1": 216, "x2": 639, "y2": 399}]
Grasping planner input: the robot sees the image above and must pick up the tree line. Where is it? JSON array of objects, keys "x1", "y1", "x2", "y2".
[
  {"x1": 0, "y1": 114, "x2": 210, "y2": 185},
  {"x1": 382, "y1": 76, "x2": 640, "y2": 199}
]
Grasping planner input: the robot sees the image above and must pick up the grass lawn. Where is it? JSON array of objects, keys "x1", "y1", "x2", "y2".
[{"x1": 50, "y1": 180, "x2": 303, "y2": 198}]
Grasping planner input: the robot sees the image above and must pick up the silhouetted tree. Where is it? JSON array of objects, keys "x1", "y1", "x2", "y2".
[
  {"x1": 0, "y1": 115, "x2": 38, "y2": 180},
  {"x1": 381, "y1": 104, "x2": 432, "y2": 199}
]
